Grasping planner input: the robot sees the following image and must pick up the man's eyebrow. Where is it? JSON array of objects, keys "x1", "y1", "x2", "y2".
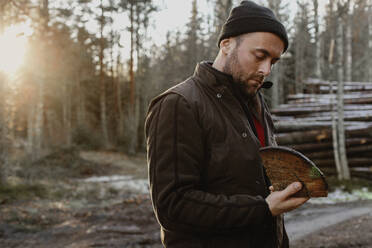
[{"x1": 255, "y1": 48, "x2": 281, "y2": 60}]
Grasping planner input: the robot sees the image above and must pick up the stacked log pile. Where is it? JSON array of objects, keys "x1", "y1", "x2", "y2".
[{"x1": 272, "y1": 79, "x2": 372, "y2": 180}]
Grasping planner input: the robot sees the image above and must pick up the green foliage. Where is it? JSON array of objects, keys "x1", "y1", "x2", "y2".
[{"x1": 309, "y1": 166, "x2": 322, "y2": 179}]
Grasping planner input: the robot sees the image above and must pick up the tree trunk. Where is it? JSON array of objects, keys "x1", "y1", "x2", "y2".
[
  {"x1": 271, "y1": 63, "x2": 280, "y2": 106},
  {"x1": 344, "y1": 6, "x2": 352, "y2": 82},
  {"x1": 31, "y1": 0, "x2": 50, "y2": 160},
  {"x1": 368, "y1": 1, "x2": 372, "y2": 82},
  {"x1": 99, "y1": 0, "x2": 110, "y2": 148},
  {"x1": 295, "y1": 36, "x2": 304, "y2": 94},
  {"x1": 116, "y1": 58, "x2": 124, "y2": 140},
  {"x1": 129, "y1": 2, "x2": 135, "y2": 107},
  {"x1": 76, "y1": 74, "x2": 86, "y2": 130},
  {"x1": 34, "y1": 82, "x2": 44, "y2": 159},
  {"x1": 63, "y1": 83, "x2": 72, "y2": 147},
  {"x1": 27, "y1": 104, "x2": 35, "y2": 157},
  {"x1": 331, "y1": 80, "x2": 342, "y2": 180},
  {"x1": 336, "y1": 15, "x2": 350, "y2": 180},
  {"x1": 313, "y1": 0, "x2": 322, "y2": 79}
]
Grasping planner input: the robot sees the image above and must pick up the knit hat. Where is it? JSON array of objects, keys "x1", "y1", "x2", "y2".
[{"x1": 218, "y1": 1, "x2": 288, "y2": 52}]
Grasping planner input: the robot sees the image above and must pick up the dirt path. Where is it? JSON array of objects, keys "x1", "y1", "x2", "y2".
[
  {"x1": 286, "y1": 200, "x2": 372, "y2": 244},
  {"x1": 0, "y1": 197, "x2": 161, "y2": 248},
  {"x1": 290, "y1": 210, "x2": 372, "y2": 248}
]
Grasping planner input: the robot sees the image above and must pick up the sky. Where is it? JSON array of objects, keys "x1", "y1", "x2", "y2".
[{"x1": 151, "y1": 0, "x2": 213, "y2": 45}]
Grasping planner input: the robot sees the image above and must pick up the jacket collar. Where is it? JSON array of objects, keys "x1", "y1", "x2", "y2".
[
  {"x1": 193, "y1": 61, "x2": 235, "y2": 94},
  {"x1": 194, "y1": 61, "x2": 263, "y2": 103},
  {"x1": 193, "y1": 61, "x2": 266, "y2": 122}
]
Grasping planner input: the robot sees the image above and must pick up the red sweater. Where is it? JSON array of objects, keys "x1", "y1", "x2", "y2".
[{"x1": 253, "y1": 116, "x2": 265, "y2": 147}]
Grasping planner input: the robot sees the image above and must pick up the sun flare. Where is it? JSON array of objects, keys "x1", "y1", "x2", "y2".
[{"x1": 0, "y1": 24, "x2": 31, "y2": 76}]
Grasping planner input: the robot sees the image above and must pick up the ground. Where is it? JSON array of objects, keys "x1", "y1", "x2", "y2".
[
  {"x1": 292, "y1": 213, "x2": 372, "y2": 248},
  {"x1": 0, "y1": 149, "x2": 371, "y2": 247}
]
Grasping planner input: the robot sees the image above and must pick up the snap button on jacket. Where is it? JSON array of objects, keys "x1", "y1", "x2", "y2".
[{"x1": 145, "y1": 62, "x2": 289, "y2": 248}]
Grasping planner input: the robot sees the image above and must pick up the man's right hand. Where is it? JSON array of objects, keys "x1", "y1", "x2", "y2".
[{"x1": 265, "y1": 182, "x2": 309, "y2": 216}]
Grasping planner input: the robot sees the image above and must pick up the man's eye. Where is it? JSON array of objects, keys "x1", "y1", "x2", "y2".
[{"x1": 255, "y1": 54, "x2": 265, "y2": 60}]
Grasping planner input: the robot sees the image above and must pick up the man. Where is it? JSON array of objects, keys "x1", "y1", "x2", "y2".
[{"x1": 145, "y1": 1, "x2": 309, "y2": 247}]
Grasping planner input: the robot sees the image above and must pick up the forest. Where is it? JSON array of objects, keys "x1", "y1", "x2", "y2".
[
  {"x1": 0, "y1": 0, "x2": 372, "y2": 247},
  {"x1": 0, "y1": 0, "x2": 371, "y2": 161}
]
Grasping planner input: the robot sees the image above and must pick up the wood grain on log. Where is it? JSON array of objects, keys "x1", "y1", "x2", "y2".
[{"x1": 259, "y1": 146, "x2": 328, "y2": 198}]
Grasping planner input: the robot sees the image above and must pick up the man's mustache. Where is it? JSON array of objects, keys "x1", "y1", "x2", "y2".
[{"x1": 252, "y1": 75, "x2": 265, "y2": 83}]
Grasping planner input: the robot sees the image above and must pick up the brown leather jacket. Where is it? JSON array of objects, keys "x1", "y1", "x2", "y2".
[{"x1": 145, "y1": 62, "x2": 289, "y2": 248}]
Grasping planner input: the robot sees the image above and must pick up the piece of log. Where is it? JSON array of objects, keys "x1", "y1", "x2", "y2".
[
  {"x1": 272, "y1": 105, "x2": 372, "y2": 116},
  {"x1": 276, "y1": 124, "x2": 372, "y2": 145},
  {"x1": 259, "y1": 146, "x2": 328, "y2": 198},
  {"x1": 273, "y1": 111, "x2": 372, "y2": 122},
  {"x1": 318, "y1": 86, "x2": 372, "y2": 93},
  {"x1": 312, "y1": 158, "x2": 372, "y2": 168},
  {"x1": 305, "y1": 78, "x2": 372, "y2": 87},
  {"x1": 290, "y1": 138, "x2": 372, "y2": 153},
  {"x1": 285, "y1": 93, "x2": 372, "y2": 105},
  {"x1": 321, "y1": 167, "x2": 372, "y2": 180},
  {"x1": 274, "y1": 121, "x2": 365, "y2": 133},
  {"x1": 287, "y1": 93, "x2": 372, "y2": 101},
  {"x1": 305, "y1": 144, "x2": 372, "y2": 159}
]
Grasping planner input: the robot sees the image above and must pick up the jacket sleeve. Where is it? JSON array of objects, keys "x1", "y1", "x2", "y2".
[{"x1": 145, "y1": 93, "x2": 273, "y2": 234}]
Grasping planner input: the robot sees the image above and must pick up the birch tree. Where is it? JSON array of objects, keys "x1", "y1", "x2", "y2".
[
  {"x1": 28, "y1": 0, "x2": 50, "y2": 160},
  {"x1": 294, "y1": 0, "x2": 312, "y2": 94},
  {"x1": 119, "y1": 0, "x2": 157, "y2": 153},
  {"x1": 369, "y1": 0, "x2": 372, "y2": 81},
  {"x1": 344, "y1": 0, "x2": 352, "y2": 82},
  {"x1": 98, "y1": 0, "x2": 110, "y2": 148},
  {"x1": 313, "y1": 0, "x2": 322, "y2": 79},
  {"x1": 205, "y1": 0, "x2": 234, "y2": 59},
  {"x1": 266, "y1": 0, "x2": 290, "y2": 106},
  {"x1": 336, "y1": 5, "x2": 350, "y2": 180}
]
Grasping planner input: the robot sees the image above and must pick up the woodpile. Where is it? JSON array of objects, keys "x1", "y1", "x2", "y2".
[{"x1": 272, "y1": 79, "x2": 372, "y2": 180}]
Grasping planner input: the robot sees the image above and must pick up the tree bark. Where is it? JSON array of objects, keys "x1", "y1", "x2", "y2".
[
  {"x1": 344, "y1": 3, "x2": 352, "y2": 82},
  {"x1": 63, "y1": 83, "x2": 72, "y2": 147},
  {"x1": 368, "y1": 0, "x2": 372, "y2": 82},
  {"x1": 129, "y1": 1, "x2": 135, "y2": 107},
  {"x1": 99, "y1": 0, "x2": 110, "y2": 148},
  {"x1": 116, "y1": 55, "x2": 124, "y2": 140},
  {"x1": 313, "y1": 0, "x2": 322, "y2": 79},
  {"x1": 336, "y1": 14, "x2": 350, "y2": 180}
]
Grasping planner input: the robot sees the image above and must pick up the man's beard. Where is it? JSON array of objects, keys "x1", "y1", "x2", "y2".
[{"x1": 223, "y1": 50, "x2": 261, "y2": 99}]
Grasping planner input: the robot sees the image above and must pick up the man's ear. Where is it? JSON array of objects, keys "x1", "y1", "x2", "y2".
[{"x1": 220, "y1": 38, "x2": 232, "y2": 55}]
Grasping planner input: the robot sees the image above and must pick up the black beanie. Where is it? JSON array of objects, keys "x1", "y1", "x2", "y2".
[{"x1": 218, "y1": 1, "x2": 288, "y2": 52}]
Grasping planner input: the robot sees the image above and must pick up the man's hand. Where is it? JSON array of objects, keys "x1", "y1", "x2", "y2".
[{"x1": 265, "y1": 182, "x2": 309, "y2": 216}]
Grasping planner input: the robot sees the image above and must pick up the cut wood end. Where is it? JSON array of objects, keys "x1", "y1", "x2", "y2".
[
  {"x1": 316, "y1": 133, "x2": 327, "y2": 141},
  {"x1": 259, "y1": 146, "x2": 329, "y2": 198}
]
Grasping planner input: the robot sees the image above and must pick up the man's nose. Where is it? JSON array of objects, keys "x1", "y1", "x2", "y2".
[{"x1": 258, "y1": 60, "x2": 272, "y2": 76}]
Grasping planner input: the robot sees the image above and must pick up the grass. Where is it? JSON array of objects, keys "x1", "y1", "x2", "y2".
[{"x1": 0, "y1": 183, "x2": 48, "y2": 203}]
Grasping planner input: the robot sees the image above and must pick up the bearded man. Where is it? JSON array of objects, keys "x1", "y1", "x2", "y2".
[{"x1": 145, "y1": 1, "x2": 309, "y2": 247}]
